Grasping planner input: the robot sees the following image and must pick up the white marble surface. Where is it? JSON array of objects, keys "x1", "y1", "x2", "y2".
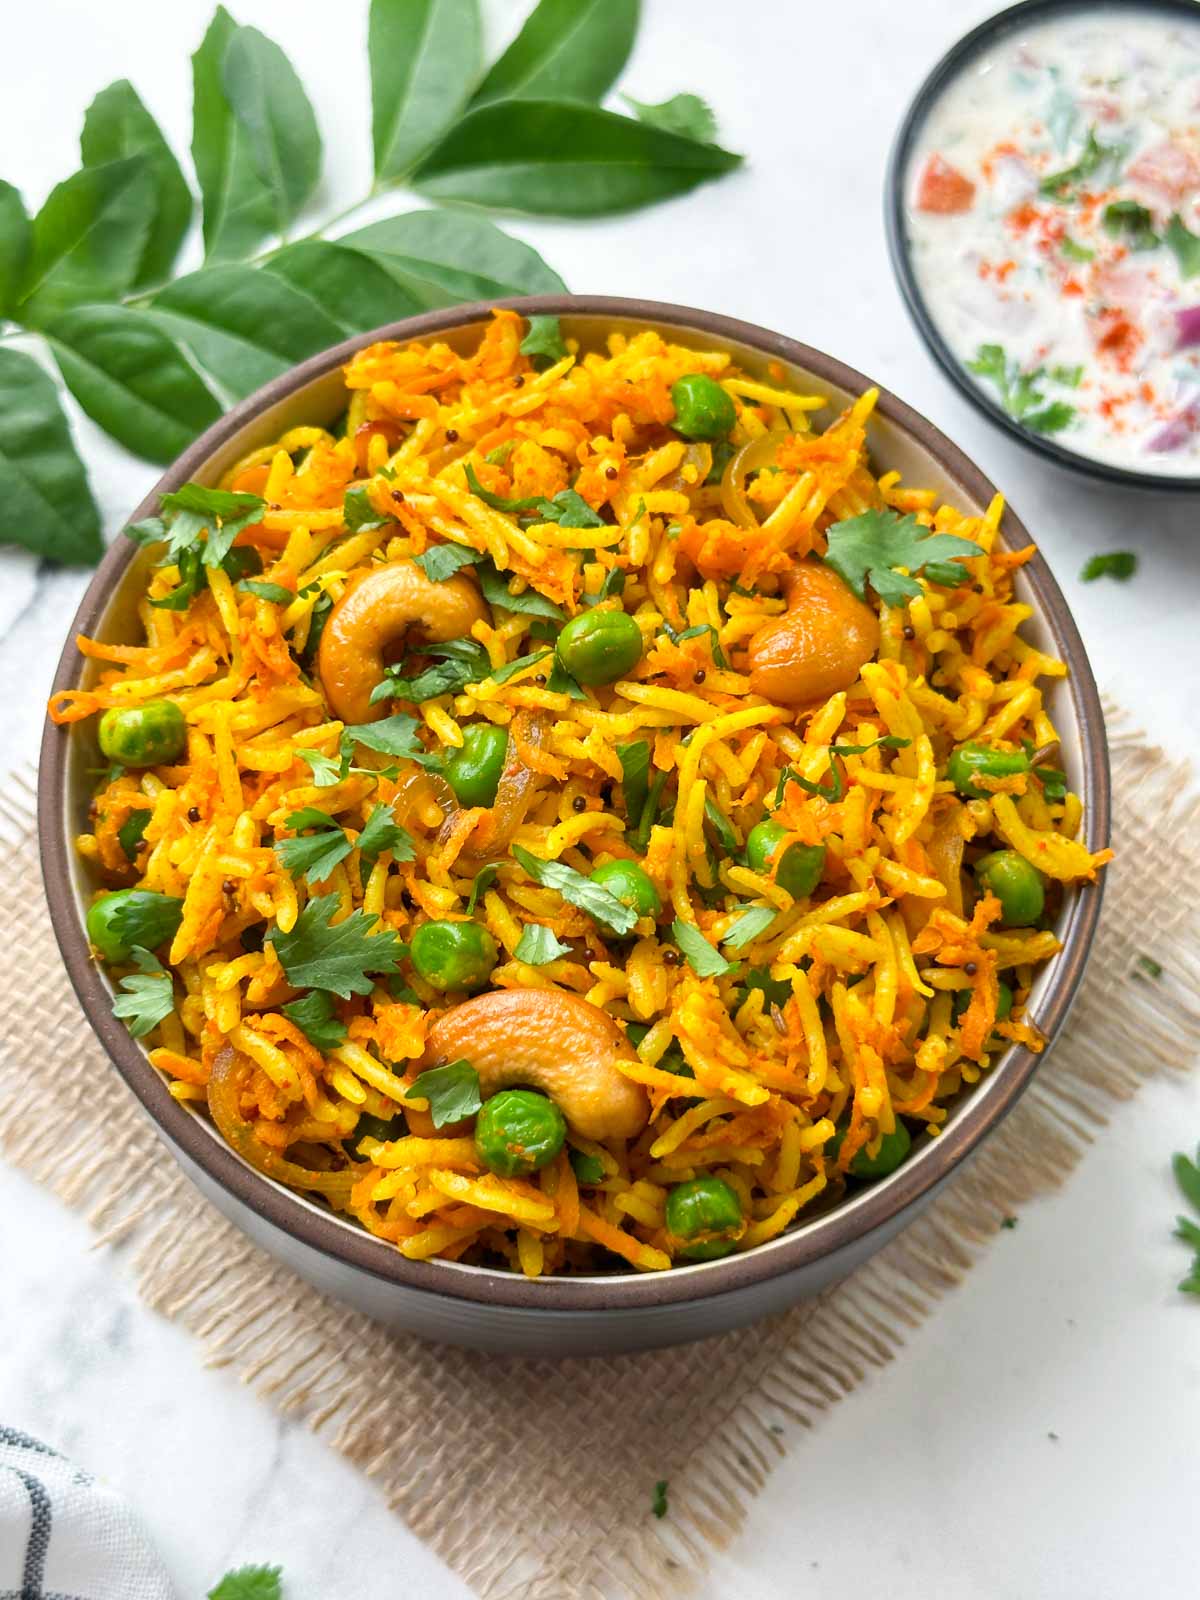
[{"x1": 1, "y1": 1, "x2": 1198, "y2": 1595}]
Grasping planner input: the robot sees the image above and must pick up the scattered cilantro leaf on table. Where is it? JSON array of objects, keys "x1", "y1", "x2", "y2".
[
  {"x1": 281, "y1": 988, "x2": 347, "y2": 1051},
  {"x1": 1081, "y1": 551, "x2": 1137, "y2": 582},
  {"x1": 511, "y1": 844, "x2": 637, "y2": 935},
  {"x1": 625, "y1": 92, "x2": 717, "y2": 144},
  {"x1": 411, "y1": 1059, "x2": 481, "y2": 1128},
  {"x1": 267, "y1": 893, "x2": 405, "y2": 997},
  {"x1": 651, "y1": 1479, "x2": 669, "y2": 1519},
  {"x1": 823, "y1": 509, "x2": 980, "y2": 606},
  {"x1": 208, "y1": 1565, "x2": 283, "y2": 1600}
]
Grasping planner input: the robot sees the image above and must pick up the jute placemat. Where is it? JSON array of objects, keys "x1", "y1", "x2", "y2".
[{"x1": 1, "y1": 719, "x2": 1198, "y2": 1600}]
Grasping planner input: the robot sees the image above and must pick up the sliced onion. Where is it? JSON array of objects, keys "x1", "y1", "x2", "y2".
[
  {"x1": 436, "y1": 710, "x2": 547, "y2": 864},
  {"x1": 208, "y1": 1046, "x2": 357, "y2": 1201},
  {"x1": 1174, "y1": 304, "x2": 1200, "y2": 349},
  {"x1": 719, "y1": 428, "x2": 791, "y2": 529}
]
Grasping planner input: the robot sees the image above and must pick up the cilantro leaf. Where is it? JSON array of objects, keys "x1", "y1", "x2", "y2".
[
  {"x1": 922, "y1": 560, "x2": 970, "y2": 588},
  {"x1": 665, "y1": 620, "x2": 728, "y2": 667},
  {"x1": 149, "y1": 545, "x2": 206, "y2": 611},
  {"x1": 966, "y1": 344, "x2": 1076, "y2": 435},
  {"x1": 343, "y1": 482, "x2": 391, "y2": 531},
  {"x1": 633, "y1": 768, "x2": 669, "y2": 854},
  {"x1": 268, "y1": 894, "x2": 406, "y2": 998},
  {"x1": 1136, "y1": 953, "x2": 1164, "y2": 980},
  {"x1": 476, "y1": 556, "x2": 566, "y2": 620},
  {"x1": 672, "y1": 918, "x2": 734, "y2": 978},
  {"x1": 356, "y1": 802, "x2": 414, "y2": 867},
  {"x1": 412, "y1": 544, "x2": 483, "y2": 582},
  {"x1": 1102, "y1": 199, "x2": 1158, "y2": 251},
  {"x1": 485, "y1": 441, "x2": 515, "y2": 466},
  {"x1": 823, "y1": 509, "x2": 980, "y2": 607},
  {"x1": 281, "y1": 988, "x2": 347, "y2": 1051},
  {"x1": 488, "y1": 647, "x2": 552, "y2": 684},
  {"x1": 519, "y1": 314, "x2": 568, "y2": 368},
  {"x1": 743, "y1": 965, "x2": 792, "y2": 1008},
  {"x1": 297, "y1": 748, "x2": 344, "y2": 787},
  {"x1": 108, "y1": 891, "x2": 184, "y2": 952},
  {"x1": 117, "y1": 808, "x2": 150, "y2": 861},
  {"x1": 1165, "y1": 213, "x2": 1200, "y2": 278},
  {"x1": 775, "y1": 735, "x2": 910, "y2": 805},
  {"x1": 1081, "y1": 551, "x2": 1137, "y2": 582},
  {"x1": 723, "y1": 905, "x2": 777, "y2": 949},
  {"x1": 1060, "y1": 235, "x2": 1095, "y2": 263},
  {"x1": 1039, "y1": 126, "x2": 1126, "y2": 199},
  {"x1": 514, "y1": 924, "x2": 572, "y2": 964},
  {"x1": 238, "y1": 579, "x2": 294, "y2": 604},
  {"x1": 463, "y1": 464, "x2": 604, "y2": 531},
  {"x1": 466, "y1": 862, "x2": 499, "y2": 911},
  {"x1": 341, "y1": 713, "x2": 441, "y2": 772},
  {"x1": 511, "y1": 844, "x2": 637, "y2": 935},
  {"x1": 617, "y1": 740, "x2": 651, "y2": 826},
  {"x1": 624, "y1": 91, "x2": 717, "y2": 144},
  {"x1": 159, "y1": 483, "x2": 265, "y2": 568},
  {"x1": 369, "y1": 638, "x2": 489, "y2": 705},
  {"x1": 207, "y1": 1566, "x2": 283, "y2": 1600},
  {"x1": 581, "y1": 567, "x2": 626, "y2": 607},
  {"x1": 112, "y1": 947, "x2": 176, "y2": 1038},
  {"x1": 546, "y1": 657, "x2": 588, "y2": 699},
  {"x1": 538, "y1": 488, "x2": 605, "y2": 529},
  {"x1": 569, "y1": 1148, "x2": 606, "y2": 1184},
  {"x1": 651, "y1": 1479, "x2": 669, "y2": 1520},
  {"x1": 703, "y1": 793, "x2": 737, "y2": 853},
  {"x1": 274, "y1": 812, "x2": 353, "y2": 885},
  {"x1": 126, "y1": 515, "x2": 168, "y2": 546},
  {"x1": 297, "y1": 591, "x2": 332, "y2": 670},
  {"x1": 411, "y1": 1059, "x2": 481, "y2": 1128}
]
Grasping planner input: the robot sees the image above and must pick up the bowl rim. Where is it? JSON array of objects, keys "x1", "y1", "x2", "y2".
[
  {"x1": 38, "y1": 293, "x2": 1111, "y2": 1314},
  {"x1": 884, "y1": 0, "x2": 1200, "y2": 495}
]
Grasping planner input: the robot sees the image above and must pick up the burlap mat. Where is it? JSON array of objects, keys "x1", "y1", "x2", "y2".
[{"x1": 2, "y1": 719, "x2": 1198, "y2": 1600}]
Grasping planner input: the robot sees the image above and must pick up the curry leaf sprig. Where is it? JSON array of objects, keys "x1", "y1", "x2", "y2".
[
  {"x1": 0, "y1": 0, "x2": 743, "y2": 566},
  {"x1": 208, "y1": 1565, "x2": 283, "y2": 1600},
  {"x1": 1172, "y1": 1144, "x2": 1200, "y2": 1298}
]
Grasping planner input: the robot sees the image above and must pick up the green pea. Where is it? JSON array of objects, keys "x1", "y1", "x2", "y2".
[
  {"x1": 98, "y1": 700, "x2": 186, "y2": 768},
  {"x1": 85, "y1": 889, "x2": 184, "y2": 963},
  {"x1": 590, "y1": 859, "x2": 661, "y2": 917},
  {"x1": 975, "y1": 849, "x2": 1045, "y2": 927},
  {"x1": 669, "y1": 373, "x2": 737, "y2": 441},
  {"x1": 946, "y1": 741, "x2": 1031, "y2": 799},
  {"x1": 951, "y1": 980, "x2": 1013, "y2": 1024},
  {"x1": 745, "y1": 819, "x2": 825, "y2": 899},
  {"x1": 555, "y1": 609, "x2": 643, "y2": 687},
  {"x1": 410, "y1": 919, "x2": 498, "y2": 993},
  {"x1": 444, "y1": 723, "x2": 509, "y2": 808},
  {"x1": 475, "y1": 1089, "x2": 566, "y2": 1177},
  {"x1": 826, "y1": 1120, "x2": 912, "y2": 1179},
  {"x1": 665, "y1": 1175, "x2": 743, "y2": 1260}
]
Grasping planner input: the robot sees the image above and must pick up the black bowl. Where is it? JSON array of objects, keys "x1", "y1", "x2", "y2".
[{"x1": 885, "y1": 0, "x2": 1200, "y2": 494}]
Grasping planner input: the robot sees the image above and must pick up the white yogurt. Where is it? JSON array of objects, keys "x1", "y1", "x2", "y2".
[{"x1": 906, "y1": 8, "x2": 1200, "y2": 475}]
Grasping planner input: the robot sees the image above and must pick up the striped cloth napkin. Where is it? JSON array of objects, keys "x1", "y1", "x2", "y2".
[{"x1": 0, "y1": 1428, "x2": 172, "y2": 1600}]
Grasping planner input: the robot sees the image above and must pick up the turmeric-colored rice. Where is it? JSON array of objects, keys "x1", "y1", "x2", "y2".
[{"x1": 51, "y1": 310, "x2": 1111, "y2": 1276}]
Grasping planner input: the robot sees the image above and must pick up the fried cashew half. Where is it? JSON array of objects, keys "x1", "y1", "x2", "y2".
[
  {"x1": 318, "y1": 561, "x2": 489, "y2": 725},
  {"x1": 419, "y1": 989, "x2": 649, "y2": 1142},
  {"x1": 747, "y1": 559, "x2": 880, "y2": 706}
]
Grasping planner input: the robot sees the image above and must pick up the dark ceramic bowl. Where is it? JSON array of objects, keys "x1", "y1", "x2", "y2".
[
  {"x1": 39, "y1": 296, "x2": 1110, "y2": 1355},
  {"x1": 885, "y1": 0, "x2": 1200, "y2": 494}
]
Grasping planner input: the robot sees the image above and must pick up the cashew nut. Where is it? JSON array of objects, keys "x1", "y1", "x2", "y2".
[
  {"x1": 317, "y1": 561, "x2": 489, "y2": 725},
  {"x1": 747, "y1": 560, "x2": 880, "y2": 706},
  {"x1": 420, "y1": 989, "x2": 649, "y2": 1142}
]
